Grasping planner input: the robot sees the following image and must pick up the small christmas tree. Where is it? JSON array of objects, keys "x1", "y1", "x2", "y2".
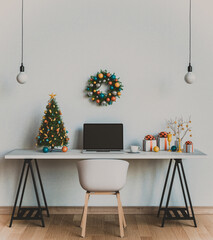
[{"x1": 36, "y1": 94, "x2": 69, "y2": 150}]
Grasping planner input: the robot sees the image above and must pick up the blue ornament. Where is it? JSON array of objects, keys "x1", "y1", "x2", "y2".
[
  {"x1": 100, "y1": 93, "x2": 105, "y2": 98},
  {"x1": 43, "y1": 147, "x2": 49, "y2": 153},
  {"x1": 94, "y1": 77, "x2": 97, "y2": 81},
  {"x1": 110, "y1": 86, "x2": 114, "y2": 90},
  {"x1": 46, "y1": 139, "x2": 49, "y2": 142},
  {"x1": 38, "y1": 136, "x2": 40, "y2": 139},
  {"x1": 87, "y1": 87, "x2": 90, "y2": 91},
  {"x1": 66, "y1": 131, "x2": 68, "y2": 133},
  {"x1": 58, "y1": 121, "x2": 61, "y2": 124},
  {"x1": 109, "y1": 101, "x2": 112, "y2": 105},
  {"x1": 104, "y1": 75, "x2": 106, "y2": 78},
  {"x1": 171, "y1": 145, "x2": 177, "y2": 152},
  {"x1": 111, "y1": 75, "x2": 116, "y2": 80},
  {"x1": 118, "y1": 88, "x2": 121, "y2": 91}
]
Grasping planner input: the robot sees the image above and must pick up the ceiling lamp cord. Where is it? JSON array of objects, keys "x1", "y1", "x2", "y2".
[
  {"x1": 17, "y1": 0, "x2": 28, "y2": 84},
  {"x1": 184, "y1": 0, "x2": 195, "y2": 84}
]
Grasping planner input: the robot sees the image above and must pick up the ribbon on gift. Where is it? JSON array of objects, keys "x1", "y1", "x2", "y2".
[
  {"x1": 164, "y1": 138, "x2": 167, "y2": 150},
  {"x1": 185, "y1": 141, "x2": 193, "y2": 152},
  {"x1": 150, "y1": 140, "x2": 153, "y2": 151}
]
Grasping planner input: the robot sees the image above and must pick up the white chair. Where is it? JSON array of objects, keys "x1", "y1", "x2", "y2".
[{"x1": 77, "y1": 159, "x2": 129, "y2": 238}]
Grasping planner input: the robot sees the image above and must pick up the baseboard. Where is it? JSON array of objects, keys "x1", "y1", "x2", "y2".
[{"x1": 0, "y1": 206, "x2": 213, "y2": 215}]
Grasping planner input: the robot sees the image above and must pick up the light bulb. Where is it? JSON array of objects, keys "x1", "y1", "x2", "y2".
[
  {"x1": 16, "y1": 64, "x2": 27, "y2": 84},
  {"x1": 184, "y1": 72, "x2": 195, "y2": 84},
  {"x1": 184, "y1": 64, "x2": 195, "y2": 84}
]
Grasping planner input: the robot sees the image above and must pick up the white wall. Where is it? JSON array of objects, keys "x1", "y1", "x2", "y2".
[{"x1": 0, "y1": 0, "x2": 212, "y2": 207}]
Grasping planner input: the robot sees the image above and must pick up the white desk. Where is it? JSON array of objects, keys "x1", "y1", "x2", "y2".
[
  {"x1": 5, "y1": 149, "x2": 206, "y2": 160},
  {"x1": 5, "y1": 149, "x2": 207, "y2": 228}
]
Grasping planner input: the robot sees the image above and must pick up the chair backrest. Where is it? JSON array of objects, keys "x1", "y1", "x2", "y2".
[{"x1": 77, "y1": 159, "x2": 129, "y2": 192}]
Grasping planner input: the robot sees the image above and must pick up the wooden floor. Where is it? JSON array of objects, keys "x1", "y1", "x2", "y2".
[{"x1": 1, "y1": 214, "x2": 213, "y2": 240}]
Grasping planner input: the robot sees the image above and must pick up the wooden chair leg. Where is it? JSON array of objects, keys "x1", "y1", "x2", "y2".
[
  {"x1": 117, "y1": 193, "x2": 127, "y2": 229},
  {"x1": 80, "y1": 207, "x2": 84, "y2": 228},
  {"x1": 81, "y1": 192, "x2": 90, "y2": 238},
  {"x1": 116, "y1": 192, "x2": 124, "y2": 238},
  {"x1": 80, "y1": 194, "x2": 90, "y2": 228}
]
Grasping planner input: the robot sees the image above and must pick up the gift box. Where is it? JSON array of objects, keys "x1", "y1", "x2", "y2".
[
  {"x1": 157, "y1": 132, "x2": 168, "y2": 151},
  {"x1": 143, "y1": 140, "x2": 157, "y2": 151},
  {"x1": 157, "y1": 138, "x2": 168, "y2": 150},
  {"x1": 184, "y1": 141, "x2": 194, "y2": 153},
  {"x1": 143, "y1": 135, "x2": 156, "y2": 151}
]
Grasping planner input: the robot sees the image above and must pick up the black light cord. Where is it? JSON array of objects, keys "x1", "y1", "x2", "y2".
[
  {"x1": 189, "y1": 0, "x2": 192, "y2": 65},
  {"x1": 21, "y1": 0, "x2": 24, "y2": 65}
]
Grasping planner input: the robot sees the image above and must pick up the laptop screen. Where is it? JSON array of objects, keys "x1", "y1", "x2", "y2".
[{"x1": 83, "y1": 123, "x2": 123, "y2": 151}]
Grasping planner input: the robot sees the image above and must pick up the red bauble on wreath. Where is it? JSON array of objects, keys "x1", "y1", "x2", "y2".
[{"x1": 86, "y1": 70, "x2": 123, "y2": 106}]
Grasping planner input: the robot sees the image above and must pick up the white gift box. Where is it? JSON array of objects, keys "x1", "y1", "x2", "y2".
[
  {"x1": 157, "y1": 137, "x2": 168, "y2": 151},
  {"x1": 184, "y1": 143, "x2": 194, "y2": 153},
  {"x1": 143, "y1": 139, "x2": 157, "y2": 152}
]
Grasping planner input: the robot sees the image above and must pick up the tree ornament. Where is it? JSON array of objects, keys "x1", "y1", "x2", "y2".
[
  {"x1": 86, "y1": 70, "x2": 123, "y2": 106},
  {"x1": 100, "y1": 93, "x2": 105, "y2": 98},
  {"x1": 98, "y1": 73, "x2": 103, "y2": 79},
  {"x1": 171, "y1": 145, "x2": 177, "y2": 152},
  {"x1": 154, "y1": 146, "x2": 160, "y2": 152},
  {"x1": 43, "y1": 147, "x2": 49, "y2": 153},
  {"x1": 111, "y1": 75, "x2": 116, "y2": 79},
  {"x1": 101, "y1": 101, "x2": 107, "y2": 106},
  {"x1": 87, "y1": 92, "x2": 93, "y2": 97},
  {"x1": 62, "y1": 146, "x2": 68, "y2": 152},
  {"x1": 115, "y1": 82, "x2": 120, "y2": 88}
]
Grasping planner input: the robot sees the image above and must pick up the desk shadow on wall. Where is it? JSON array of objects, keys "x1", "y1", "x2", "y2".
[{"x1": 71, "y1": 128, "x2": 83, "y2": 149}]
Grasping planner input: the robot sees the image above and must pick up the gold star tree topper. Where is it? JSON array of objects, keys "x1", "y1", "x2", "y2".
[{"x1": 49, "y1": 93, "x2": 56, "y2": 99}]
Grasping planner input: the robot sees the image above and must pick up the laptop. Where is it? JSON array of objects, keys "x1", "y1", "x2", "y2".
[{"x1": 82, "y1": 123, "x2": 124, "y2": 153}]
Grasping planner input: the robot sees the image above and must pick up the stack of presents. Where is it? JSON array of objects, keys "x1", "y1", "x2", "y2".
[{"x1": 143, "y1": 132, "x2": 193, "y2": 153}]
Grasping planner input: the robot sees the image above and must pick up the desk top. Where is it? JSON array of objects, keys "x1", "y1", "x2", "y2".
[{"x1": 5, "y1": 149, "x2": 207, "y2": 160}]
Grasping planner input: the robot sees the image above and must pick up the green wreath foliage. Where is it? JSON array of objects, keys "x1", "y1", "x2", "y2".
[{"x1": 86, "y1": 70, "x2": 123, "y2": 106}]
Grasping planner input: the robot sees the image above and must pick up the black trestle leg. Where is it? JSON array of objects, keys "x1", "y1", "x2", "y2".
[
  {"x1": 157, "y1": 159, "x2": 172, "y2": 217},
  {"x1": 161, "y1": 161, "x2": 177, "y2": 227},
  {"x1": 9, "y1": 160, "x2": 27, "y2": 227},
  {"x1": 34, "y1": 159, "x2": 49, "y2": 217},
  {"x1": 29, "y1": 160, "x2": 45, "y2": 227},
  {"x1": 180, "y1": 160, "x2": 197, "y2": 227},
  {"x1": 176, "y1": 161, "x2": 189, "y2": 216},
  {"x1": 17, "y1": 163, "x2": 30, "y2": 216}
]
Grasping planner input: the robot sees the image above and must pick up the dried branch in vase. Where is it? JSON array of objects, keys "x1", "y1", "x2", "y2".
[{"x1": 167, "y1": 116, "x2": 192, "y2": 142}]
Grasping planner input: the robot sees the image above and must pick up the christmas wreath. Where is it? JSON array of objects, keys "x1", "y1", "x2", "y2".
[{"x1": 86, "y1": 70, "x2": 123, "y2": 106}]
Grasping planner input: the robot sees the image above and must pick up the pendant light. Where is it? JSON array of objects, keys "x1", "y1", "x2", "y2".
[
  {"x1": 184, "y1": 0, "x2": 195, "y2": 84},
  {"x1": 17, "y1": 0, "x2": 28, "y2": 84}
]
